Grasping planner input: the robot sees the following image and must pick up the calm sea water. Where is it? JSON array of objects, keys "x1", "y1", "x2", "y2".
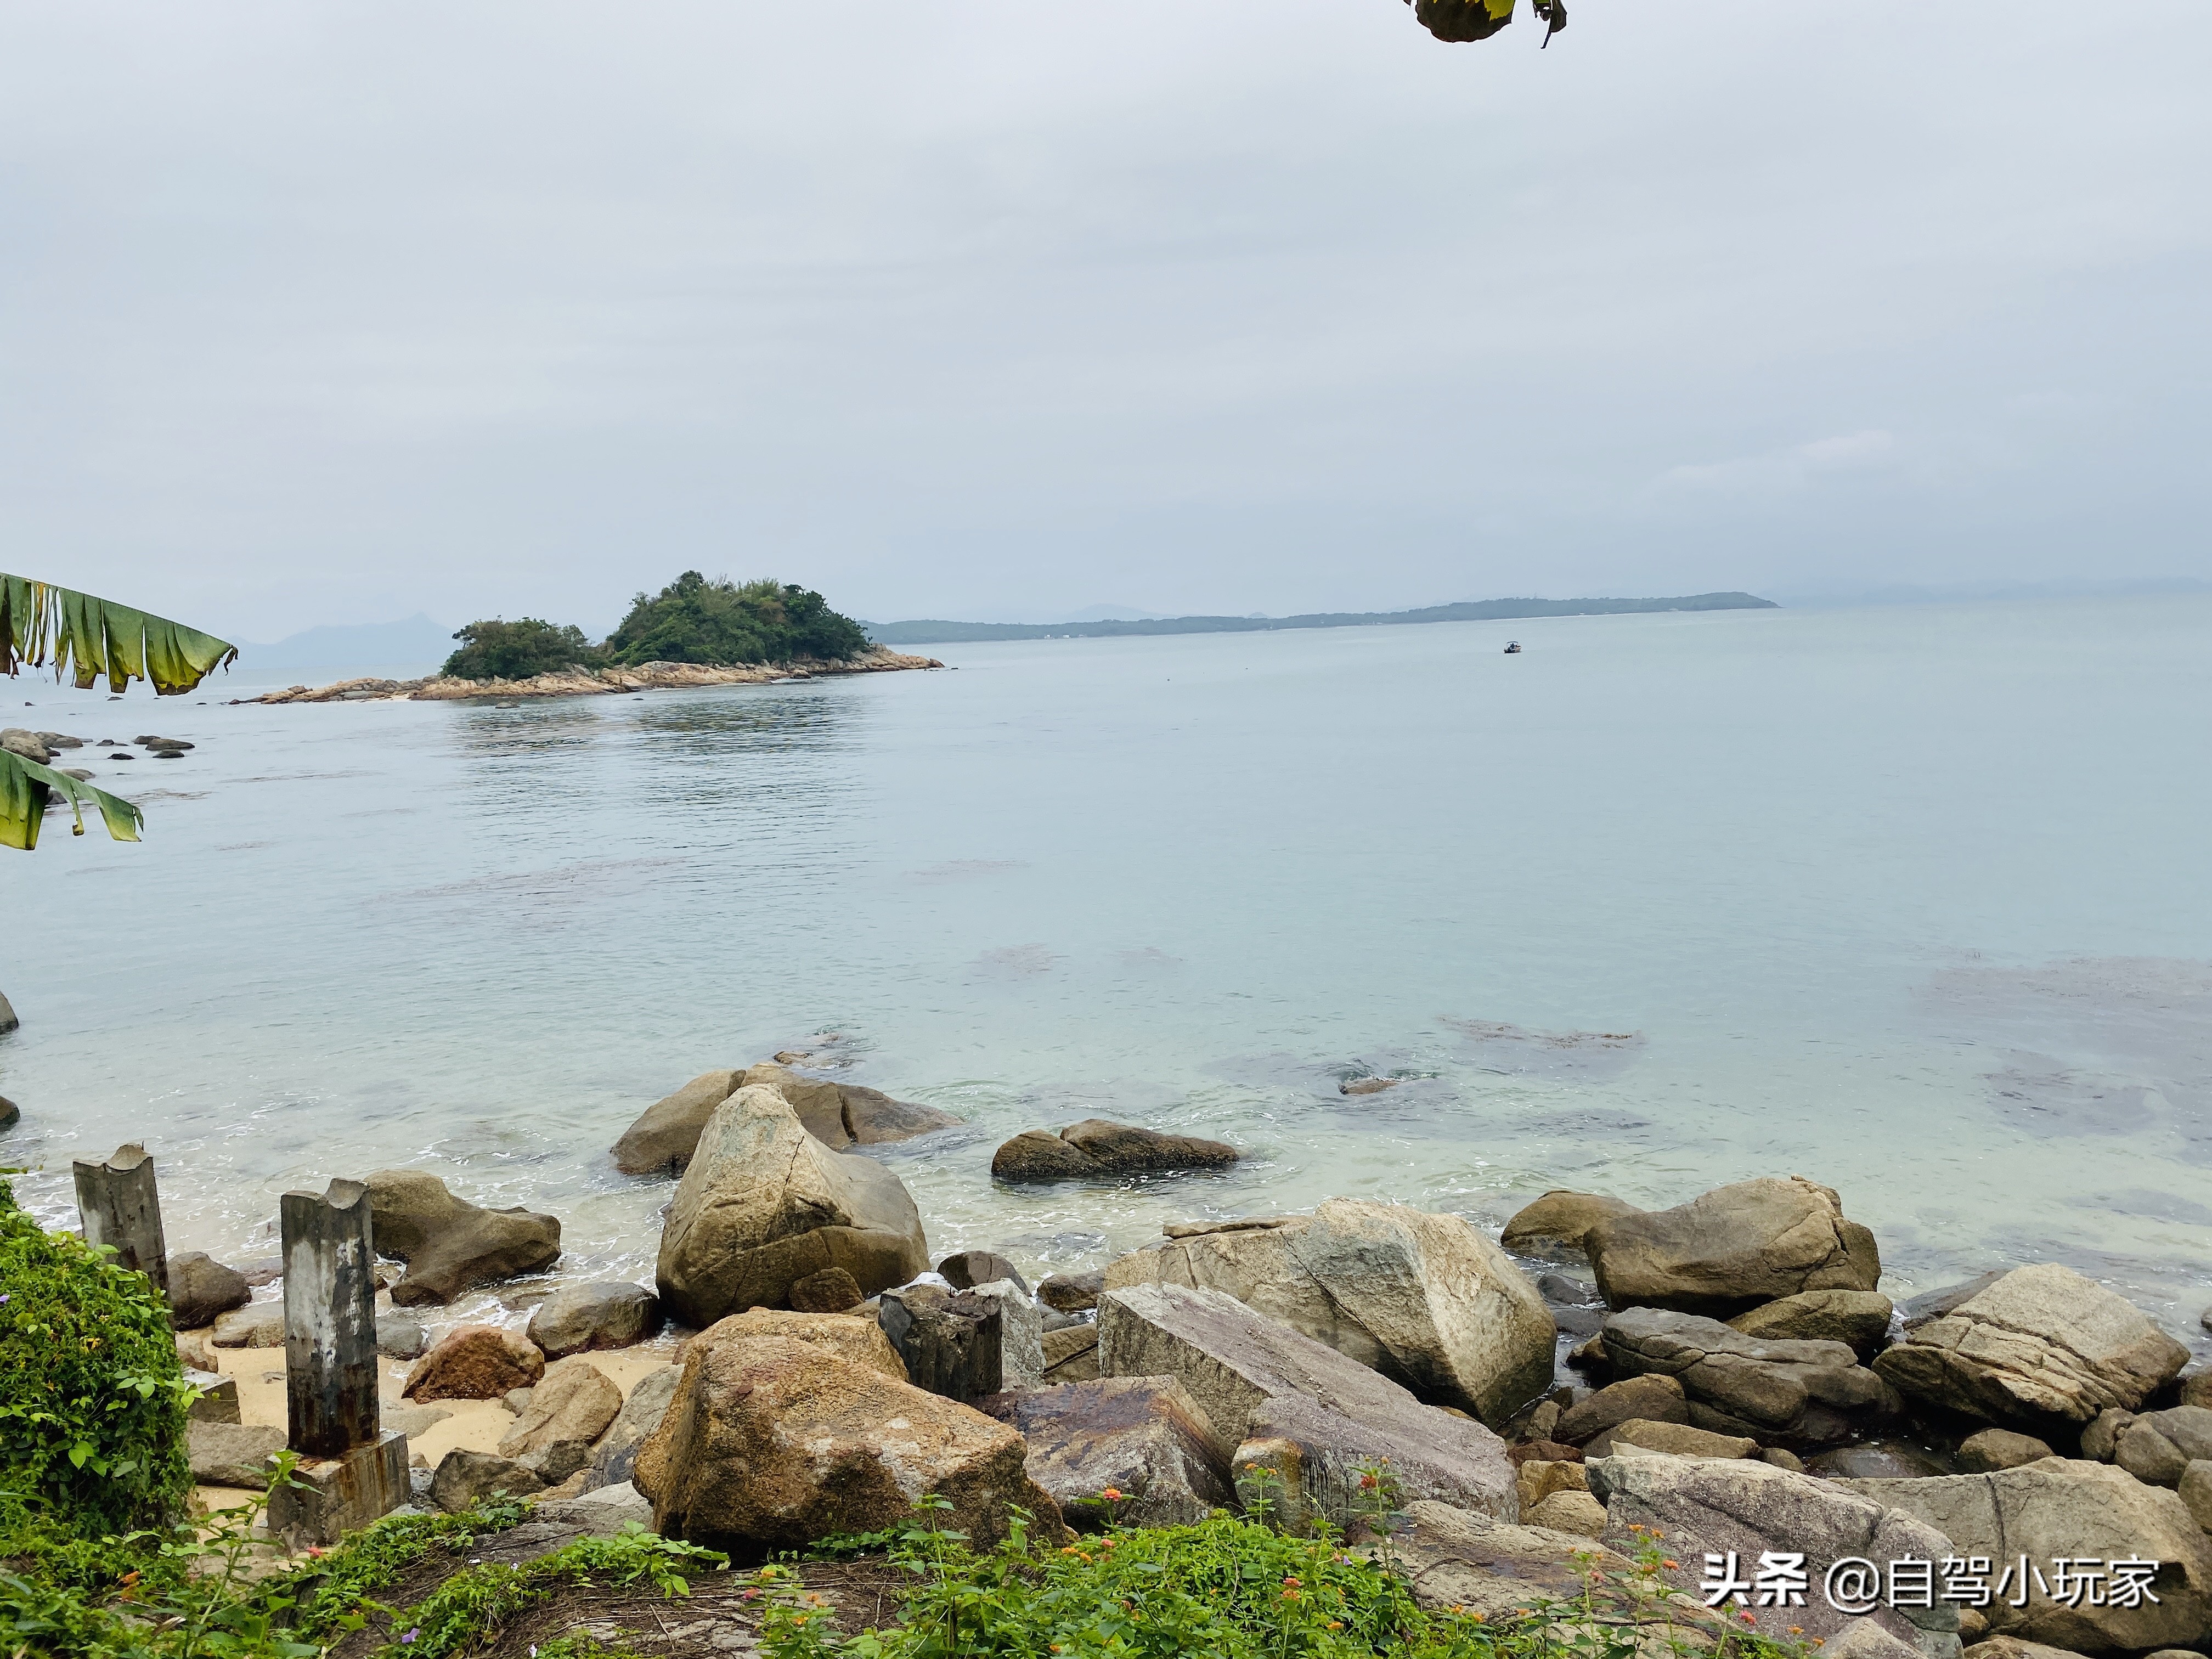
[{"x1": 3, "y1": 595, "x2": 2208, "y2": 1352}]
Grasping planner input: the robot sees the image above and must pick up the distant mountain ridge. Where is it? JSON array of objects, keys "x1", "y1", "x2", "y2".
[
  {"x1": 239, "y1": 612, "x2": 453, "y2": 670},
  {"x1": 865, "y1": 591, "x2": 1777, "y2": 646}
]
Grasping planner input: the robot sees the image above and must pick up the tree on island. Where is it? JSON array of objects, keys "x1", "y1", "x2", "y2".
[
  {"x1": 441, "y1": 617, "x2": 600, "y2": 681},
  {"x1": 441, "y1": 573, "x2": 870, "y2": 681},
  {"x1": 1, "y1": 572, "x2": 235, "y2": 853}
]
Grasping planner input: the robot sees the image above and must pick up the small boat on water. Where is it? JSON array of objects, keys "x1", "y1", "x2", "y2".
[{"x1": 1503, "y1": 641, "x2": 1522, "y2": 654}]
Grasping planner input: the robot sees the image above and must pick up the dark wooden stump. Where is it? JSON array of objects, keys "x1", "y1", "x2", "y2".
[
  {"x1": 73, "y1": 1142, "x2": 168, "y2": 1294},
  {"x1": 280, "y1": 1178, "x2": 381, "y2": 1459}
]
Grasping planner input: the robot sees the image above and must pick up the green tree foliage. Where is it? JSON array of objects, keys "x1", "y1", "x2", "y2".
[
  {"x1": 603, "y1": 573, "x2": 870, "y2": 668},
  {"x1": 0, "y1": 1178, "x2": 193, "y2": 1536},
  {"x1": 441, "y1": 617, "x2": 602, "y2": 682}
]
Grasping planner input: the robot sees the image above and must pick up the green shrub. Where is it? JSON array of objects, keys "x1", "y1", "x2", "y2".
[
  {"x1": 603, "y1": 572, "x2": 869, "y2": 667},
  {"x1": 441, "y1": 618, "x2": 601, "y2": 681},
  {"x1": 0, "y1": 1179, "x2": 191, "y2": 1536}
]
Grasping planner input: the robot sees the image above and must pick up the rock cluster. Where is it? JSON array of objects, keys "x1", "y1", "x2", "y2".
[
  {"x1": 1104, "y1": 1199, "x2": 1555, "y2": 1424},
  {"x1": 610, "y1": 1063, "x2": 959, "y2": 1176}
]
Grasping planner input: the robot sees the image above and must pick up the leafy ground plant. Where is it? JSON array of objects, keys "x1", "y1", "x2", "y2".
[{"x1": 751, "y1": 1496, "x2": 1798, "y2": 1659}]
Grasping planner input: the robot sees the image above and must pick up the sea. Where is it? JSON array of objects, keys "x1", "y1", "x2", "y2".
[{"x1": 3, "y1": 593, "x2": 2208, "y2": 1355}]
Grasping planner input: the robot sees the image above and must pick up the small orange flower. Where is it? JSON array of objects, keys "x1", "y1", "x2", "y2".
[
  {"x1": 1662, "y1": 1559, "x2": 1680, "y2": 1570},
  {"x1": 1740, "y1": 1611, "x2": 1758, "y2": 1625},
  {"x1": 1101, "y1": 1487, "x2": 1125, "y2": 1501}
]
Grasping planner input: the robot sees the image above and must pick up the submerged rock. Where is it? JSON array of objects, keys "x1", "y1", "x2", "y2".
[
  {"x1": 654, "y1": 1085, "x2": 929, "y2": 1326},
  {"x1": 1499, "y1": 1190, "x2": 1642, "y2": 1260},
  {"x1": 610, "y1": 1069, "x2": 741, "y2": 1175},
  {"x1": 365, "y1": 1169, "x2": 561, "y2": 1306},
  {"x1": 991, "y1": 1119, "x2": 1238, "y2": 1182}
]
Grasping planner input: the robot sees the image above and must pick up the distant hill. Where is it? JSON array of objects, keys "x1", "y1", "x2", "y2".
[
  {"x1": 865, "y1": 592, "x2": 1777, "y2": 646},
  {"x1": 239, "y1": 613, "x2": 453, "y2": 670}
]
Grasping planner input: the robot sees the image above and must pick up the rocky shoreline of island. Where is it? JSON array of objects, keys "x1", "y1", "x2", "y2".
[
  {"x1": 235, "y1": 645, "x2": 944, "y2": 705},
  {"x1": 102, "y1": 1050, "x2": 2212, "y2": 1654}
]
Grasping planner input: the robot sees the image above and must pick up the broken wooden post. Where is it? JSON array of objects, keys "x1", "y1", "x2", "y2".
[
  {"x1": 73, "y1": 1142, "x2": 168, "y2": 1294},
  {"x1": 268, "y1": 1178, "x2": 406, "y2": 1548}
]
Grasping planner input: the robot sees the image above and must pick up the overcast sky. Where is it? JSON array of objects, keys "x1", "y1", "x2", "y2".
[{"x1": 4, "y1": 2, "x2": 2208, "y2": 640}]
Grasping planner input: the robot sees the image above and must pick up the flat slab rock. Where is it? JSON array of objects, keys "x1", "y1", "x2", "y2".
[
  {"x1": 980, "y1": 1374, "x2": 1231, "y2": 1529},
  {"x1": 1833, "y1": 1459, "x2": 2212, "y2": 1656},
  {"x1": 1588, "y1": 1452, "x2": 1960, "y2": 1657},
  {"x1": 1872, "y1": 1263, "x2": 2190, "y2": 1429},
  {"x1": 991, "y1": 1118, "x2": 1238, "y2": 1181},
  {"x1": 1601, "y1": 1305, "x2": 1897, "y2": 1449},
  {"x1": 1097, "y1": 1280, "x2": 1515, "y2": 1526}
]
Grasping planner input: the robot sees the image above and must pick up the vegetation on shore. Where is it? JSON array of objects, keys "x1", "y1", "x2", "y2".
[{"x1": 440, "y1": 574, "x2": 871, "y2": 681}]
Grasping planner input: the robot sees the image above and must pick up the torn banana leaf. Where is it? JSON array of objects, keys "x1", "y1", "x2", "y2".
[
  {"x1": 1, "y1": 572, "x2": 238, "y2": 696},
  {"x1": 0, "y1": 748, "x2": 144, "y2": 852},
  {"x1": 1412, "y1": 0, "x2": 1564, "y2": 45}
]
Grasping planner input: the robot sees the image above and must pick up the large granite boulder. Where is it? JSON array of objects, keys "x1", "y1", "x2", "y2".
[
  {"x1": 694, "y1": 1307, "x2": 909, "y2": 1380},
  {"x1": 653, "y1": 1085, "x2": 929, "y2": 1326},
  {"x1": 1097, "y1": 1281, "x2": 1515, "y2": 1524},
  {"x1": 1588, "y1": 1176, "x2": 1880, "y2": 1317},
  {"x1": 586, "y1": 1364, "x2": 681, "y2": 1492},
  {"x1": 1602, "y1": 1306, "x2": 1897, "y2": 1449},
  {"x1": 980, "y1": 1375, "x2": 1231, "y2": 1530},
  {"x1": 1835, "y1": 1460, "x2": 2212, "y2": 1654},
  {"x1": 211, "y1": 1301, "x2": 286, "y2": 1348},
  {"x1": 1499, "y1": 1190, "x2": 1643, "y2": 1260},
  {"x1": 2111, "y1": 1405, "x2": 2212, "y2": 1487},
  {"x1": 740, "y1": 1064, "x2": 963, "y2": 1152},
  {"x1": 1728, "y1": 1289, "x2": 1894, "y2": 1358},
  {"x1": 497, "y1": 1357, "x2": 623, "y2": 1464},
  {"x1": 992, "y1": 1119, "x2": 1238, "y2": 1182},
  {"x1": 1038, "y1": 1270, "x2": 1104, "y2": 1313},
  {"x1": 610, "y1": 1069, "x2": 741, "y2": 1175},
  {"x1": 1590, "y1": 1452, "x2": 1962, "y2": 1657},
  {"x1": 365, "y1": 1169, "x2": 562, "y2": 1306},
  {"x1": 1043, "y1": 1323, "x2": 1101, "y2": 1383},
  {"x1": 1872, "y1": 1265, "x2": 2190, "y2": 1429},
  {"x1": 1102, "y1": 1200, "x2": 1555, "y2": 1425},
  {"x1": 167, "y1": 1252, "x2": 251, "y2": 1330},
  {"x1": 403, "y1": 1324, "x2": 546, "y2": 1401},
  {"x1": 634, "y1": 1332, "x2": 1063, "y2": 1548},
  {"x1": 527, "y1": 1281, "x2": 662, "y2": 1358}
]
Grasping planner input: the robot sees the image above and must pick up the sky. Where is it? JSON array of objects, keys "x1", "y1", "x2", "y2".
[{"x1": 3, "y1": 1, "x2": 2208, "y2": 640}]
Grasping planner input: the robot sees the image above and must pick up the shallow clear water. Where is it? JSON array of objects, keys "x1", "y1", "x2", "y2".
[{"x1": 4, "y1": 595, "x2": 2208, "y2": 1351}]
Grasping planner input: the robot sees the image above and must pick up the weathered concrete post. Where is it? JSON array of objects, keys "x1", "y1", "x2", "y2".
[
  {"x1": 74, "y1": 1143, "x2": 168, "y2": 1293},
  {"x1": 281, "y1": 1178, "x2": 382, "y2": 1457},
  {"x1": 268, "y1": 1178, "x2": 406, "y2": 1548}
]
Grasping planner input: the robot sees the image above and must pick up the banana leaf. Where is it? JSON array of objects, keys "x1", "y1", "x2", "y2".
[
  {"x1": 0, "y1": 572, "x2": 237, "y2": 696},
  {"x1": 0, "y1": 748, "x2": 144, "y2": 851}
]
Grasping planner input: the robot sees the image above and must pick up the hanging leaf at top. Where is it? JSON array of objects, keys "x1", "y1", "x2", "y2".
[
  {"x1": 0, "y1": 573, "x2": 238, "y2": 697},
  {"x1": 0, "y1": 747, "x2": 144, "y2": 851},
  {"x1": 1410, "y1": 0, "x2": 1566, "y2": 46}
]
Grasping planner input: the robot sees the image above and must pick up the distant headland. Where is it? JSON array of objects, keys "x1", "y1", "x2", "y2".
[{"x1": 865, "y1": 591, "x2": 1778, "y2": 646}]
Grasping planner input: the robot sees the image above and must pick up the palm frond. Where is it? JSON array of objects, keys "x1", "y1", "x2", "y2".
[
  {"x1": 0, "y1": 748, "x2": 145, "y2": 851},
  {"x1": 0, "y1": 573, "x2": 238, "y2": 696}
]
